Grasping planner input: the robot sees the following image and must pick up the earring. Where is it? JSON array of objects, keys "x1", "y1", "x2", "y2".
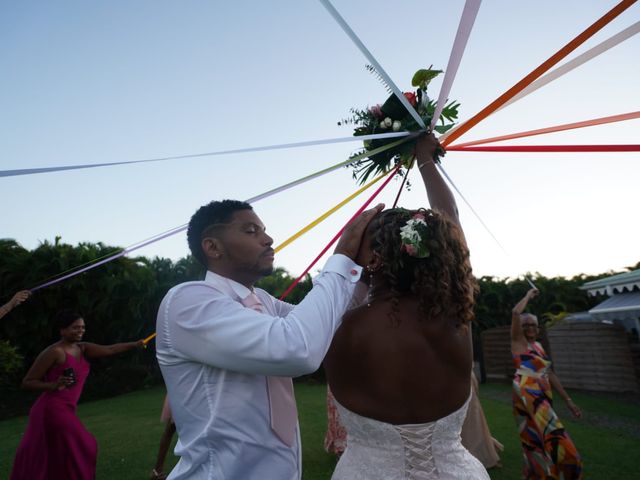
[{"x1": 367, "y1": 266, "x2": 374, "y2": 308}]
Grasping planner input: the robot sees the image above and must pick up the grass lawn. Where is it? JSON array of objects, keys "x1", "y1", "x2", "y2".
[{"x1": 1, "y1": 383, "x2": 638, "y2": 479}]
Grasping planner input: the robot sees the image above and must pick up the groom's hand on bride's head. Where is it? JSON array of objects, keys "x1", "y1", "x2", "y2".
[{"x1": 334, "y1": 203, "x2": 384, "y2": 261}]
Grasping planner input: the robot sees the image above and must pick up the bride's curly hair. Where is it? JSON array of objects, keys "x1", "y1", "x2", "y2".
[{"x1": 368, "y1": 208, "x2": 478, "y2": 326}]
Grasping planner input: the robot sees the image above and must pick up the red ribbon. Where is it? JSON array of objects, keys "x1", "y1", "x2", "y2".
[
  {"x1": 446, "y1": 144, "x2": 640, "y2": 152},
  {"x1": 279, "y1": 164, "x2": 401, "y2": 300}
]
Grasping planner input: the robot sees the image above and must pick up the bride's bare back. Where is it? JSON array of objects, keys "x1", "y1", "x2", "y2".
[{"x1": 324, "y1": 295, "x2": 472, "y2": 424}]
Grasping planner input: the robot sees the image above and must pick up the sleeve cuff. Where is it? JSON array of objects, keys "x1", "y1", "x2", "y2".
[{"x1": 320, "y1": 254, "x2": 362, "y2": 283}]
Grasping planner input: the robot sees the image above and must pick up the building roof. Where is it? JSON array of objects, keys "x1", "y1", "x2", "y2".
[
  {"x1": 580, "y1": 269, "x2": 640, "y2": 296},
  {"x1": 589, "y1": 291, "x2": 640, "y2": 321},
  {"x1": 565, "y1": 311, "x2": 597, "y2": 322}
]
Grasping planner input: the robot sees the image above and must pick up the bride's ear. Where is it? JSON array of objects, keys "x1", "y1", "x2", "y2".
[{"x1": 368, "y1": 251, "x2": 384, "y2": 272}]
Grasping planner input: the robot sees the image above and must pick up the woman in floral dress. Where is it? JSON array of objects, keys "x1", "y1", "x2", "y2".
[{"x1": 511, "y1": 288, "x2": 583, "y2": 479}]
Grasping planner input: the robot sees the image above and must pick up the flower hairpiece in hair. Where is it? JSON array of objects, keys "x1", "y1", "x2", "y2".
[{"x1": 399, "y1": 213, "x2": 430, "y2": 258}]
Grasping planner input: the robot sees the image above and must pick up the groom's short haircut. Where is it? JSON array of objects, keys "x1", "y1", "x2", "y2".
[{"x1": 187, "y1": 199, "x2": 253, "y2": 266}]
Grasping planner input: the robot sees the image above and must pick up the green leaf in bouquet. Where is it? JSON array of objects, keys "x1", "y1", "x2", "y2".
[
  {"x1": 351, "y1": 158, "x2": 382, "y2": 185},
  {"x1": 399, "y1": 152, "x2": 415, "y2": 168},
  {"x1": 424, "y1": 100, "x2": 437, "y2": 116},
  {"x1": 434, "y1": 124, "x2": 454, "y2": 134},
  {"x1": 439, "y1": 100, "x2": 460, "y2": 123},
  {"x1": 411, "y1": 67, "x2": 443, "y2": 89}
]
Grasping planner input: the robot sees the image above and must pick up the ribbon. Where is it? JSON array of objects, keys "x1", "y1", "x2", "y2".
[
  {"x1": 0, "y1": 131, "x2": 411, "y2": 179},
  {"x1": 318, "y1": 0, "x2": 426, "y2": 130},
  {"x1": 279, "y1": 164, "x2": 402, "y2": 300},
  {"x1": 274, "y1": 171, "x2": 387, "y2": 253},
  {"x1": 431, "y1": 0, "x2": 482, "y2": 129},
  {"x1": 435, "y1": 163, "x2": 510, "y2": 255},
  {"x1": 439, "y1": 22, "x2": 640, "y2": 140},
  {"x1": 391, "y1": 157, "x2": 415, "y2": 208},
  {"x1": 30, "y1": 226, "x2": 190, "y2": 292},
  {"x1": 28, "y1": 136, "x2": 415, "y2": 292},
  {"x1": 449, "y1": 111, "x2": 640, "y2": 148},
  {"x1": 500, "y1": 21, "x2": 640, "y2": 112},
  {"x1": 447, "y1": 144, "x2": 640, "y2": 152},
  {"x1": 441, "y1": 0, "x2": 637, "y2": 146},
  {"x1": 434, "y1": 163, "x2": 537, "y2": 288},
  {"x1": 525, "y1": 278, "x2": 538, "y2": 290}
]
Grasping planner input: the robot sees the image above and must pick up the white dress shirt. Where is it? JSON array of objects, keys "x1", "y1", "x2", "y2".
[{"x1": 156, "y1": 254, "x2": 361, "y2": 480}]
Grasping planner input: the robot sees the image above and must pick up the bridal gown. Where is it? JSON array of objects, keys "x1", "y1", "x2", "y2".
[{"x1": 332, "y1": 395, "x2": 489, "y2": 480}]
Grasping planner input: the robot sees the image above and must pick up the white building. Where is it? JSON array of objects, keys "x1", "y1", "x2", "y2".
[{"x1": 578, "y1": 269, "x2": 640, "y2": 336}]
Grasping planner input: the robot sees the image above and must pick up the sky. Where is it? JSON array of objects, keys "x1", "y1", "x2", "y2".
[{"x1": 1, "y1": 0, "x2": 638, "y2": 285}]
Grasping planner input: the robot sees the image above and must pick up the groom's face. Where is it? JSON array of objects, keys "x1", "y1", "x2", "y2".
[{"x1": 214, "y1": 209, "x2": 275, "y2": 281}]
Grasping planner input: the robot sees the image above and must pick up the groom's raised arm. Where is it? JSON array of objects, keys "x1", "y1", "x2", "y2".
[
  {"x1": 157, "y1": 254, "x2": 359, "y2": 377},
  {"x1": 157, "y1": 204, "x2": 383, "y2": 378}
]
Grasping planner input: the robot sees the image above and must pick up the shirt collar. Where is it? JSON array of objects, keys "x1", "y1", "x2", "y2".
[{"x1": 204, "y1": 270, "x2": 253, "y2": 301}]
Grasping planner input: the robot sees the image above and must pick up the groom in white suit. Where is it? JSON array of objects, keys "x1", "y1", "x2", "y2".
[{"x1": 156, "y1": 199, "x2": 381, "y2": 480}]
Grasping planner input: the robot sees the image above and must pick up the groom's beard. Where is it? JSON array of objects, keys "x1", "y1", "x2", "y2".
[{"x1": 258, "y1": 266, "x2": 274, "y2": 277}]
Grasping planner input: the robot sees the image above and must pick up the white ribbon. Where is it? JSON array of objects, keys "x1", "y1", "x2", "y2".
[
  {"x1": 441, "y1": 21, "x2": 640, "y2": 143},
  {"x1": 436, "y1": 163, "x2": 537, "y2": 289},
  {"x1": 31, "y1": 163, "x2": 346, "y2": 291},
  {"x1": 0, "y1": 131, "x2": 410, "y2": 179},
  {"x1": 431, "y1": 0, "x2": 482, "y2": 129},
  {"x1": 318, "y1": 0, "x2": 427, "y2": 130},
  {"x1": 28, "y1": 135, "x2": 415, "y2": 291},
  {"x1": 499, "y1": 21, "x2": 640, "y2": 112}
]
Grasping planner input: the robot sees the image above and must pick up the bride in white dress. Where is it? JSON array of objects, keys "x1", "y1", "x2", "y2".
[{"x1": 324, "y1": 133, "x2": 489, "y2": 479}]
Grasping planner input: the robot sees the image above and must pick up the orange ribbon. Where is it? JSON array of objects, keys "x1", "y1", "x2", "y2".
[
  {"x1": 449, "y1": 111, "x2": 640, "y2": 148},
  {"x1": 441, "y1": 0, "x2": 637, "y2": 147}
]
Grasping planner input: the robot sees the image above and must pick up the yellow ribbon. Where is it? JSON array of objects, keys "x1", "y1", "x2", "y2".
[{"x1": 274, "y1": 171, "x2": 387, "y2": 253}]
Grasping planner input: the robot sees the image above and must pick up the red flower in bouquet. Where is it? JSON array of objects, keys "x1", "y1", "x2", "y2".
[{"x1": 403, "y1": 92, "x2": 417, "y2": 107}]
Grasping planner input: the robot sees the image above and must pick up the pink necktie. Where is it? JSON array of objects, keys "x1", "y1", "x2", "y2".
[{"x1": 241, "y1": 291, "x2": 298, "y2": 447}]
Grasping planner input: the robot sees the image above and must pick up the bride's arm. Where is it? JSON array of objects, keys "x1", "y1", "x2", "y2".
[{"x1": 415, "y1": 133, "x2": 461, "y2": 231}]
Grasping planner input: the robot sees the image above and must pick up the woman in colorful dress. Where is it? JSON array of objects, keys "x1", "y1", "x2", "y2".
[
  {"x1": 10, "y1": 309, "x2": 144, "y2": 480},
  {"x1": 511, "y1": 288, "x2": 583, "y2": 479}
]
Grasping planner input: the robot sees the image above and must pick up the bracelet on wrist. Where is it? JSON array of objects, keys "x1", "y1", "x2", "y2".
[{"x1": 418, "y1": 160, "x2": 435, "y2": 169}]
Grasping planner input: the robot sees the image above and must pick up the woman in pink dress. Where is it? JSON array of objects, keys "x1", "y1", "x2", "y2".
[{"x1": 10, "y1": 309, "x2": 144, "y2": 480}]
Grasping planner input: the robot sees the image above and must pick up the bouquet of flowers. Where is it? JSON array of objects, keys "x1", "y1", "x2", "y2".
[{"x1": 339, "y1": 66, "x2": 460, "y2": 184}]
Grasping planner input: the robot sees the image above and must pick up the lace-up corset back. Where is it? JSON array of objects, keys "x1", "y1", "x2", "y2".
[{"x1": 332, "y1": 395, "x2": 489, "y2": 480}]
